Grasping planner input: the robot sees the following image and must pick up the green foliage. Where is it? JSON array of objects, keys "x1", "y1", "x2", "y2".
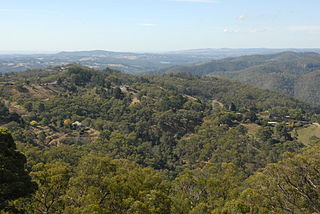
[
  {"x1": 0, "y1": 102, "x2": 9, "y2": 116},
  {"x1": 29, "y1": 120, "x2": 39, "y2": 126},
  {"x1": 0, "y1": 102, "x2": 20, "y2": 124},
  {"x1": 242, "y1": 144, "x2": 320, "y2": 213},
  {"x1": 147, "y1": 73, "x2": 314, "y2": 112},
  {"x1": 0, "y1": 65, "x2": 319, "y2": 213},
  {"x1": 171, "y1": 163, "x2": 244, "y2": 213},
  {"x1": 67, "y1": 66, "x2": 93, "y2": 86},
  {"x1": 175, "y1": 114, "x2": 302, "y2": 175},
  {"x1": 28, "y1": 162, "x2": 71, "y2": 213},
  {"x1": 0, "y1": 127, "x2": 36, "y2": 210},
  {"x1": 65, "y1": 156, "x2": 171, "y2": 213},
  {"x1": 256, "y1": 126, "x2": 273, "y2": 142}
]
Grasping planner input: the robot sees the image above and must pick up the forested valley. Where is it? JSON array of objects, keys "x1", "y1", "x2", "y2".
[{"x1": 1, "y1": 65, "x2": 320, "y2": 213}]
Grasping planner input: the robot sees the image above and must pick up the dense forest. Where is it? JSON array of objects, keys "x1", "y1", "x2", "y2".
[
  {"x1": 1, "y1": 65, "x2": 320, "y2": 213},
  {"x1": 149, "y1": 52, "x2": 320, "y2": 105}
]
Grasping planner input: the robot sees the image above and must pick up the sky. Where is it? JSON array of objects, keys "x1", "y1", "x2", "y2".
[{"x1": 1, "y1": 0, "x2": 320, "y2": 52}]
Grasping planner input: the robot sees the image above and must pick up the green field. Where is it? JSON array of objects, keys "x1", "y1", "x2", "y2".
[{"x1": 295, "y1": 124, "x2": 320, "y2": 145}]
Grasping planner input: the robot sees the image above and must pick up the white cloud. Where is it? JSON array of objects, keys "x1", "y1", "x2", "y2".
[
  {"x1": 223, "y1": 28, "x2": 239, "y2": 33},
  {"x1": 172, "y1": 0, "x2": 217, "y2": 3},
  {"x1": 288, "y1": 26, "x2": 320, "y2": 31},
  {"x1": 248, "y1": 29, "x2": 257, "y2": 33},
  {"x1": 138, "y1": 23, "x2": 156, "y2": 27},
  {"x1": 223, "y1": 28, "x2": 268, "y2": 34},
  {"x1": 238, "y1": 15, "x2": 246, "y2": 20}
]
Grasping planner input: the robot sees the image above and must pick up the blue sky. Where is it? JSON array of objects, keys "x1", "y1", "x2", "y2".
[{"x1": 1, "y1": 0, "x2": 320, "y2": 52}]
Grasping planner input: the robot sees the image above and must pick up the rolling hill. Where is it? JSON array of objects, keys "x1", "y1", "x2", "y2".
[
  {"x1": 149, "y1": 52, "x2": 320, "y2": 104},
  {"x1": 1, "y1": 65, "x2": 320, "y2": 213},
  {"x1": 1, "y1": 48, "x2": 320, "y2": 75}
]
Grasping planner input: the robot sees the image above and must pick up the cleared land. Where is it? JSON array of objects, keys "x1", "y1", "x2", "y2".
[{"x1": 295, "y1": 124, "x2": 320, "y2": 145}]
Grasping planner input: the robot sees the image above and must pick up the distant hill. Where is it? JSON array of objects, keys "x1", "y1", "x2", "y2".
[
  {"x1": 149, "y1": 52, "x2": 320, "y2": 104},
  {"x1": 0, "y1": 50, "x2": 213, "y2": 74},
  {"x1": 166, "y1": 48, "x2": 320, "y2": 57},
  {"x1": 1, "y1": 49, "x2": 320, "y2": 74}
]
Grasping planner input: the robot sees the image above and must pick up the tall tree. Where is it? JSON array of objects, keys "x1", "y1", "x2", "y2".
[
  {"x1": 29, "y1": 161, "x2": 71, "y2": 214},
  {"x1": 242, "y1": 145, "x2": 320, "y2": 213},
  {"x1": 0, "y1": 127, "x2": 36, "y2": 209}
]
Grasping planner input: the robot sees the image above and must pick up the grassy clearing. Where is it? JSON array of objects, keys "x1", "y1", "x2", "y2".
[
  {"x1": 295, "y1": 124, "x2": 320, "y2": 145},
  {"x1": 242, "y1": 123, "x2": 261, "y2": 137}
]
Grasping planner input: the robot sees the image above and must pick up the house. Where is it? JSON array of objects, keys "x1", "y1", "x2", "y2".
[
  {"x1": 72, "y1": 121, "x2": 83, "y2": 127},
  {"x1": 267, "y1": 121, "x2": 278, "y2": 126}
]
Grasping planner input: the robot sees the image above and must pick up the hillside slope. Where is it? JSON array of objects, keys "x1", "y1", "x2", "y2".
[
  {"x1": 150, "y1": 52, "x2": 320, "y2": 104},
  {"x1": 2, "y1": 65, "x2": 320, "y2": 213}
]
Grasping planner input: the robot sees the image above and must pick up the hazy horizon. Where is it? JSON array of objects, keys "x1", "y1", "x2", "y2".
[{"x1": 1, "y1": 47, "x2": 320, "y2": 56}]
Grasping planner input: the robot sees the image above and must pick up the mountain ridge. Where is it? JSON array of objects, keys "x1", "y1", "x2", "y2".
[{"x1": 148, "y1": 51, "x2": 320, "y2": 104}]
